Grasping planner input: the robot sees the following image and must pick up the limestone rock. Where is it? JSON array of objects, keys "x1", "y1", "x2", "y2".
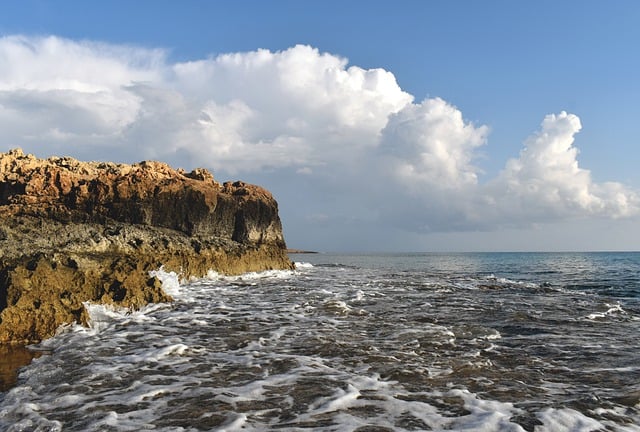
[{"x1": 0, "y1": 149, "x2": 294, "y2": 344}]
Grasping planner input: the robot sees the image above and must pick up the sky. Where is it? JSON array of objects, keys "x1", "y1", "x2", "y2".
[{"x1": 0, "y1": 0, "x2": 639, "y2": 252}]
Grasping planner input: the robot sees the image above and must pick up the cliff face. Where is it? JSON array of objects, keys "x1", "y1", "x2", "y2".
[{"x1": 0, "y1": 149, "x2": 293, "y2": 344}]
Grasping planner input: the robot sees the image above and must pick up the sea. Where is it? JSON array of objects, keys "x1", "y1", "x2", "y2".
[{"x1": 0, "y1": 252, "x2": 639, "y2": 431}]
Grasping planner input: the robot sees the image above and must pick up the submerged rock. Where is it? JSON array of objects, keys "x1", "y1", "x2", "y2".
[{"x1": 0, "y1": 148, "x2": 294, "y2": 344}]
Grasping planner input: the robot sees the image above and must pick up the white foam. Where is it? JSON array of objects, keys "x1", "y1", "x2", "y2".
[
  {"x1": 121, "y1": 343, "x2": 190, "y2": 363},
  {"x1": 184, "y1": 267, "x2": 298, "y2": 288},
  {"x1": 485, "y1": 330, "x2": 502, "y2": 340},
  {"x1": 322, "y1": 299, "x2": 367, "y2": 316},
  {"x1": 84, "y1": 302, "x2": 130, "y2": 332},
  {"x1": 591, "y1": 407, "x2": 640, "y2": 431},
  {"x1": 461, "y1": 389, "x2": 532, "y2": 430},
  {"x1": 295, "y1": 261, "x2": 314, "y2": 269},
  {"x1": 485, "y1": 275, "x2": 539, "y2": 289},
  {"x1": 585, "y1": 302, "x2": 627, "y2": 320},
  {"x1": 0, "y1": 387, "x2": 63, "y2": 432},
  {"x1": 537, "y1": 407, "x2": 605, "y2": 431},
  {"x1": 219, "y1": 413, "x2": 248, "y2": 431},
  {"x1": 3, "y1": 255, "x2": 638, "y2": 431},
  {"x1": 313, "y1": 384, "x2": 361, "y2": 413},
  {"x1": 149, "y1": 266, "x2": 182, "y2": 297},
  {"x1": 81, "y1": 301, "x2": 168, "y2": 334},
  {"x1": 150, "y1": 265, "x2": 299, "y2": 304},
  {"x1": 221, "y1": 268, "x2": 297, "y2": 282}
]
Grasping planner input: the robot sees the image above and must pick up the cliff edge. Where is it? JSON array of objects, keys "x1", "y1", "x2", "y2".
[{"x1": 0, "y1": 148, "x2": 294, "y2": 344}]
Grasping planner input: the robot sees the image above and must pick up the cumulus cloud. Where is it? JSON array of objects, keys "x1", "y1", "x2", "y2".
[
  {"x1": 0, "y1": 34, "x2": 637, "y2": 240},
  {"x1": 485, "y1": 112, "x2": 639, "y2": 224},
  {"x1": 379, "y1": 98, "x2": 489, "y2": 191},
  {"x1": 167, "y1": 44, "x2": 413, "y2": 172}
]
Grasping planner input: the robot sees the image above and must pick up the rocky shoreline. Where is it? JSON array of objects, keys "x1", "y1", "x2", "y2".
[{"x1": 0, "y1": 149, "x2": 294, "y2": 345}]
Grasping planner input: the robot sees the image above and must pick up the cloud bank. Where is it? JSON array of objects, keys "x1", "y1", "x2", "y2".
[{"x1": 1, "y1": 35, "x2": 638, "y2": 240}]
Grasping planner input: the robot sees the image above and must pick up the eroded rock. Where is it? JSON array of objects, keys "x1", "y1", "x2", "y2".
[{"x1": 0, "y1": 149, "x2": 293, "y2": 344}]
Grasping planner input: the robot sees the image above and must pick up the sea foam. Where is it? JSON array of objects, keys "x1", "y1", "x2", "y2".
[{"x1": 2, "y1": 252, "x2": 638, "y2": 431}]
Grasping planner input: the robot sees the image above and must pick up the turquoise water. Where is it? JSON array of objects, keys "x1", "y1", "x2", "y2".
[{"x1": 1, "y1": 252, "x2": 638, "y2": 431}]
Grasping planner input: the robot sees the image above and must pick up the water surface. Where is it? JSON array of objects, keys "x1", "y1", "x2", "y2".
[{"x1": 1, "y1": 252, "x2": 638, "y2": 431}]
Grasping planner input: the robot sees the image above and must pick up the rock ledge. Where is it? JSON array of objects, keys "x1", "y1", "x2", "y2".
[{"x1": 0, "y1": 149, "x2": 293, "y2": 344}]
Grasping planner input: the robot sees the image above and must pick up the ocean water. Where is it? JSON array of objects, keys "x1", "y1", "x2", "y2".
[{"x1": 1, "y1": 252, "x2": 639, "y2": 431}]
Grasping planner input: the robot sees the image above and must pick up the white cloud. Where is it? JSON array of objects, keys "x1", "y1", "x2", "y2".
[
  {"x1": 0, "y1": 35, "x2": 637, "y2": 241},
  {"x1": 485, "y1": 112, "x2": 639, "y2": 224},
  {"x1": 0, "y1": 35, "x2": 164, "y2": 91},
  {"x1": 379, "y1": 97, "x2": 489, "y2": 191},
  {"x1": 168, "y1": 44, "x2": 413, "y2": 171},
  {"x1": 0, "y1": 35, "x2": 162, "y2": 151}
]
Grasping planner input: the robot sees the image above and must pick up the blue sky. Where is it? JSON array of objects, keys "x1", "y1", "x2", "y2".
[{"x1": 1, "y1": 1, "x2": 639, "y2": 251}]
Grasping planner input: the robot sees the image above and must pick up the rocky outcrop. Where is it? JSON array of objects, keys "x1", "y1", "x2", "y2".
[{"x1": 0, "y1": 149, "x2": 294, "y2": 344}]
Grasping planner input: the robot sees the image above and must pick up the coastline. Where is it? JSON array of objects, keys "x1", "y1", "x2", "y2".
[{"x1": 0, "y1": 149, "x2": 293, "y2": 345}]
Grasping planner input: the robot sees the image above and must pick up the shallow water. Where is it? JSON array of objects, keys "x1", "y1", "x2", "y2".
[
  {"x1": 0, "y1": 345, "x2": 41, "y2": 392},
  {"x1": 1, "y1": 252, "x2": 639, "y2": 431}
]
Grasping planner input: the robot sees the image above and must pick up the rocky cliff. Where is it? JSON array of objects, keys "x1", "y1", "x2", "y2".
[{"x1": 0, "y1": 149, "x2": 293, "y2": 344}]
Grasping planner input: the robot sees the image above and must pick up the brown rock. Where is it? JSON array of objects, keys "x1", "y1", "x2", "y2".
[{"x1": 0, "y1": 149, "x2": 294, "y2": 344}]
